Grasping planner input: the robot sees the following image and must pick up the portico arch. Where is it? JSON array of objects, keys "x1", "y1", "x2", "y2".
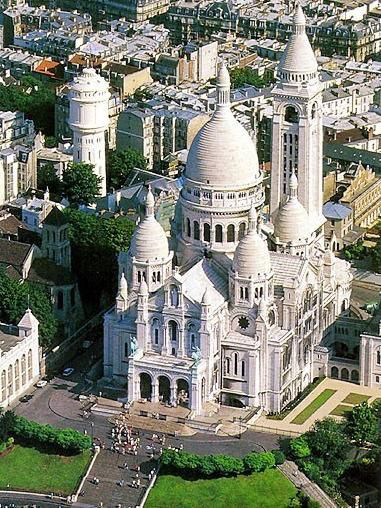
[
  {"x1": 176, "y1": 379, "x2": 189, "y2": 407},
  {"x1": 158, "y1": 375, "x2": 171, "y2": 403},
  {"x1": 139, "y1": 372, "x2": 152, "y2": 400}
]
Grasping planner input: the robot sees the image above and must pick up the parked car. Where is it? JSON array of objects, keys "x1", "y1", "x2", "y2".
[
  {"x1": 19, "y1": 394, "x2": 33, "y2": 403},
  {"x1": 62, "y1": 367, "x2": 75, "y2": 377},
  {"x1": 36, "y1": 379, "x2": 48, "y2": 388}
]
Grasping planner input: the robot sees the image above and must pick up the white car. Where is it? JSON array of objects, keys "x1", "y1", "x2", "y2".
[
  {"x1": 36, "y1": 379, "x2": 48, "y2": 388},
  {"x1": 63, "y1": 367, "x2": 75, "y2": 377}
]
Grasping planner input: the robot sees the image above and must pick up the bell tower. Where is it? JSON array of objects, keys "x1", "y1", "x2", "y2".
[{"x1": 270, "y1": 4, "x2": 325, "y2": 236}]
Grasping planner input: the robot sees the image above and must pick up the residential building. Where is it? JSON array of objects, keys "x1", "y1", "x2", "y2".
[
  {"x1": 116, "y1": 106, "x2": 209, "y2": 169},
  {"x1": 0, "y1": 309, "x2": 40, "y2": 408}
]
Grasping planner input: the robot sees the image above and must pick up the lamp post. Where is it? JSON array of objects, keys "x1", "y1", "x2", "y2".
[{"x1": 90, "y1": 421, "x2": 94, "y2": 444}]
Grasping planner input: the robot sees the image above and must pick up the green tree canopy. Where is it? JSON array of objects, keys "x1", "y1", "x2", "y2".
[
  {"x1": 304, "y1": 418, "x2": 350, "y2": 481},
  {"x1": 0, "y1": 269, "x2": 58, "y2": 348},
  {"x1": 62, "y1": 162, "x2": 102, "y2": 206},
  {"x1": 229, "y1": 67, "x2": 275, "y2": 89},
  {"x1": 0, "y1": 75, "x2": 56, "y2": 135},
  {"x1": 107, "y1": 149, "x2": 147, "y2": 189},
  {"x1": 63, "y1": 208, "x2": 135, "y2": 309},
  {"x1": 345, "y1": 402, "x2": 379, "y2": 447},
  {"x1": 37, "y1": 162, "x2": 62, "y2": 195}
]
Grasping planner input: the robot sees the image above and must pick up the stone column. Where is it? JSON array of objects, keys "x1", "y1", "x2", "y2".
[
  {"x1": 170, "y1": 381, "x2": 177, "y2": 405},
  {"x1": 162, "y1": 325, "x2": 168, "y2": 355},
  {"x1": 152, "y1": 378, "x2": 159, "y2": 403},
  {"x1": 178, "y1": 328, "x2": 184, "y2": 357}
]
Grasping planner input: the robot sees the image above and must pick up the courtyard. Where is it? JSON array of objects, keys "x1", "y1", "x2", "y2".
[
  {"x1": 0, "y1": 444, "x2": 91, "y2": 495},
  {"x1": 254, "y1": 377, "x2": 381, "y2": 433},
  {"x1": 145, "y1": 469, "x2": 297, "y2": 508}
]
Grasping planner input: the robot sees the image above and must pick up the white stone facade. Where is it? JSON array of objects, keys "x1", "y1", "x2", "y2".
[
  {"x1": 68, "y1": 68, "x2": 110, "y2": 197},
  {"x1": 0, "y1": 309, "x2": 40, "y2": 408},
  {"x1": 103, "y1": 7, "x2": 352, "y2": 415}
]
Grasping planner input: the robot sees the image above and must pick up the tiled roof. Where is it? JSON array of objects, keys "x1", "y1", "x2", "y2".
[{"x1": 0, "y1": 238, "x2": 32, "y2": 268}]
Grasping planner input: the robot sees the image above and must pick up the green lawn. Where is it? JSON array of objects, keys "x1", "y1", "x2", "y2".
[
  {"x1": 330, "y1": 404, "x2": 353, "y2": 417},
  {"x1": 0, "y1": 445, "x2": 91, "y2": 495},
  {"x1": 146, "y1": 469, "x2": 297, "y2": 508},
  {"x1": 342, "y1": 393, "x2": 371, "y2": 405},
  {"x1": 291, "y1": 389, "x2": 337, "y2": 425}
]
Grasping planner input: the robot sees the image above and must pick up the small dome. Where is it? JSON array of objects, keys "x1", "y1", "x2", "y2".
[
  {"x1": 217, "y1": 61, "x2": 230, "y2": 87},
  {"x1": 293, "y1": 3, "x2": 306, "y2": 24},
  {"x1": 278, "y1": 5, "x2": 317, "y2": 76},
  {"x1": 129, "y1": 216, "x2": 169, "y2": 261},
  {"x1": 118, "y1": 272, "x2": 128, "y2": 298},
  {"x1": 139, "y1": 278, "x2": 148, "y2": 296},
  {"x1": 233, "y1": 229, "x2": 271, "y2": 278},
  {"x1": 274, "y1": 199, "x2": 310, "y2": 243}
]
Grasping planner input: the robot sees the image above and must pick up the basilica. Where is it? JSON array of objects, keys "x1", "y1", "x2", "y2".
[{"x1": 103, "y1": 5, "x2": 352, "y2": 415}]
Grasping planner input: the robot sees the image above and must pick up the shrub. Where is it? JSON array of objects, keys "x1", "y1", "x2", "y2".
[
  {"x1": 5, "y1": 412, "x2": 91, "y2": 454},
  {"x1": 243, "y1": 451, "x2": 275, "y2": 473},
  {"x1": 271, "y1": 449, "x2": 286, "y2": 465},
  {"x1": 209, "y1": 455, "x2": 244, "y2": 476},
  {"x1": 289, "y1": 437, "x2": 311, "y2": 460}
]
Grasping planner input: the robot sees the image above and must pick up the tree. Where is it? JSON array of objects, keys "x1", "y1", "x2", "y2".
[
  {"x1": 289, "y1": 436, "x2": 311, "y2": 459},
  {"x1": 0, "y1": 75, "x2": 56, "y2": 135},
  {"x1": 63, "y1": 208, "x2": 135, "y2": 309},
  {"x1": 304, "y1": 418, "x2": 350, "y2": 480},
  {"x1": 62, "y1": 162, "x2": 102, "y2": 206},
  {"x1": 0, "y1": 268, "x2": 58, "y2": 348},
  {"x1": 108, "y1": 149, "x2": 147, "y2": 189},
  {"x1": 229, "y1": 67, "x2": 275, "y2": 89},
  {"x1": 37, "y1": 162, "x2": 62, "y2": 195},
  {"x1": 345, "y1": 402, "x2": 379, "y2": 447}
]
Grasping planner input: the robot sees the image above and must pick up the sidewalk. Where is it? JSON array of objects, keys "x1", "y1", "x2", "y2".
[
  {"x1": 254, "y1": 378, "x2": 381, "y2": 434},
  {"x1": 280, "y1": 460, "x2": 337, "y2": 508}
]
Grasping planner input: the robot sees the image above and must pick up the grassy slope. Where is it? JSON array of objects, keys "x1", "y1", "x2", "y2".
[
  {"x1": 0, "y1": 445, "x2": 91, "y2": 495},
  {"x1": 146, "y1": 469, "x2": 297, "y2": 508}
]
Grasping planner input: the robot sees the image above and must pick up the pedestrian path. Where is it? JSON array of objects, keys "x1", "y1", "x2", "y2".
[{"x1": 280, "y1": 460, "x2": 337, "y2": 508}]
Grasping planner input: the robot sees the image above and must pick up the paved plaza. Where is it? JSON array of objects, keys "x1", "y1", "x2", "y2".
[{"x1": 254, "y1": 377, "x2": 381, "y2": 434}]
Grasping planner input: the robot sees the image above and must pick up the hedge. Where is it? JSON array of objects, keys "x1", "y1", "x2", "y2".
[
  {"x1": 161, "y1": 449, "x2": 278, "y2": 478},
  {"x1": 5, "y1": 413, "x2": 91, "y2": 454}
]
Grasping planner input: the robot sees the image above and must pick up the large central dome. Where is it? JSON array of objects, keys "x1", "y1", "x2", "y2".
[{"x1": 185, "y1": 63, "x2": 261, "y2": 189}]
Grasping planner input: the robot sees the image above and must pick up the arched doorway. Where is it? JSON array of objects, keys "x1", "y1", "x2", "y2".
[
  {"x1": 351, "y1": 370, "x2": 359, "y2": 383},
  {"x1": 331, "y1": 366, "x2": 339, "y2": 378},
  {"x1": 140, "y1": 373, "x2": 152, "y2": 400},
  {"x1": 341, "y1": 368, "x2": 349, "y2": 381},
  {"x1": 176, "y1": 379, "x2": 189, "y2": 408},
  {"x1": 158, "y1": 376, "x2": 170, "y2": 403},
  {"x1": 227, "y1": 397, "x2": 245, "y2": 408}
]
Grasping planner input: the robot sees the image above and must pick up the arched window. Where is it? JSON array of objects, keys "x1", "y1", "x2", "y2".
[
  {"x1": 233, "y1": 353, "x2": 238, "y2": 375},
  {"x1": 226, "y1": 358, "x2": 230, "y2": 374},
  {"x1": 377, "y1": 349, "x2": 381, "y2": 365},
  {"x1": 244, "y1": 288, "x2": 249, "y2": 300},
  {"x1": 152, "y1": 318, "x2": 159, "y2": 345},
  {"x1": 238, "y1": 222, "x2": 246, "y2": 240},
  {"x1": 157, "y1": 271, "x2": 161, "y2": 282},
  {"x1": 227, "y1": 224, "x2": 235, "y2": 242},
  {"x1": 170, "y1": 285, "x2": 179, "y2": 307},
  {"x1": 331, "y1": 366, "x2": 339, "y2": 378},
  {"x1": 240, "y1": 287, "x2": 244, "y2": 299},
  {"x1": 21, "y1": 354, "x2": 26, "y2": 385},
  {"x1": 284, "y1": 105, "x2": 299, "y2": 123},
  {"x1": 152, "y1": 272, "x2": 156, "y2": 283},
  {"x1": 1, "y1": 370, "x2": 6, "y2": 402},
  {"x1": 57, "y1": 291, "x2": 63, "y2": 310},
  {"x1": 241, "y1": 361, "x2": 245, "y2": 377},
  {"x1": 341, "y1": 368, "x2": 349, "y2": 381},
  {"x1": 215, "y1": 225, "x2": 223, "y2": 243},
  {"x1": 311, "y1": 103, "x2": 317, "y2": 119},
  {"x1": 193, "y1": 221, "x2": 200, "y2": 240},
  {"x1": 14, "y1": 360, "x2": 20, "y2": 392},
  {"x1": 203, "y1": 223, "x2": 211, "y2": 242},
  {"x1": 138, "y1": 271, "x2": 142, "y2": 283},
  {"x1": 28, "y1": 349, "x2": 33, "y2": 380},
  {"x1": 7, "y1": 364, "x2": 13, "y2": 397},
  {"x1": 168, "y1": 320, "x2": 178, "y2": 342},
  {"x1": 186, "y1": 218, "x2": 191, "y2": 237}
]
